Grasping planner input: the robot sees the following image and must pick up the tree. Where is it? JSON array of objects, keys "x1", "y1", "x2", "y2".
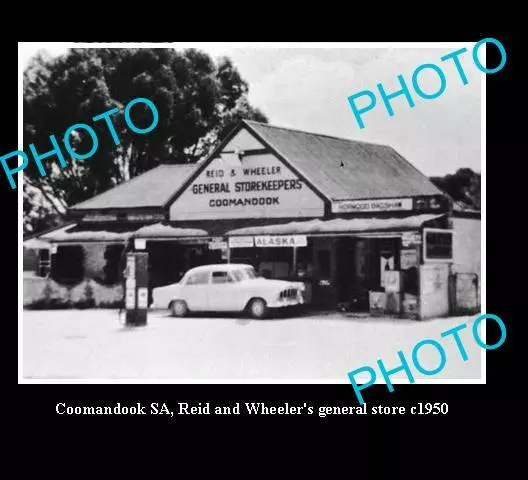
[
  {"x1": 430, "y1": 168, "x2": 481, "y2": 210},
  {"x1": 23, "y1": 48, "x2": 268, "y2": 233}
]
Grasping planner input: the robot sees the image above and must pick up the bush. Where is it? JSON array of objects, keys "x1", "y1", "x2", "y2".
[
  {"x1": 98, "y1": 299, "x2": 124, "y2": 309},
  {"x1": 26, "y1": 297, "x2": 72, "y2": 310},
  {"x1": 75, "y1": 282, "x2": 96, "y2": 309}
]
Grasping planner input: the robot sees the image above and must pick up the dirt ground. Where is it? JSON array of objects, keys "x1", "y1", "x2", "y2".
[{"x1": 22, "y1": 308, "x2": 483, "y2": 380}]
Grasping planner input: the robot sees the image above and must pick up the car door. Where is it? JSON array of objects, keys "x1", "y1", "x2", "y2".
[
  {"x1": 182, "y1": 270, "x2": 210, "y2": 311},
  {"x1": 208, "y1": 270, "x2": 238, "y2": 311}
]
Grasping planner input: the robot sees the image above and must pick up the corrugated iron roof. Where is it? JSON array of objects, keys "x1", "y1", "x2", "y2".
[
  {"x1": 132, "y1": 223, "x2": 208, "y2": 238},
  {"x1": 226, "y1": 214, "x2": 445, "y2": 236},
  {"x1": 70, "y1": 164, "x2": 198, "y2": 211},
  {"x1": 245, "y1": 120, "x2": 443, "y2": 201},
  {"x1": 41, "y1": 223, "x2": 138, "y2": 243},
  {"x1": 68, "y1": 121, "x2": 444, "y2": 213},
  {"x1": 23, "y1": 237, "x2": 52, "y2": 249}
]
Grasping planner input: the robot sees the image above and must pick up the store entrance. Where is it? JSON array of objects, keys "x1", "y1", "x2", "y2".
[
  {"x1": 335, "y1": 237, "x2": 400, "y2": 311},
  {"x1": 147, "y1": 241, "x2": 222, "y2": 289},
  {"x1": 336, "y1": 237, "x2": 369, "y2": 311}
]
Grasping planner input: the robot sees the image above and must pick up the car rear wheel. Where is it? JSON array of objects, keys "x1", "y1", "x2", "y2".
[
  {"x1": 170, "y1": 300, "x2": 188, "y2": 317},
  {"x1": 248, "y1": 298, "x2": 268, "y2": 319}
]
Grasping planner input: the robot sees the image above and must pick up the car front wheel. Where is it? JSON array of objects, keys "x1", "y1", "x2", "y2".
[
  {"x1": 248, "y1": 298, "x2": 268, "y2": 319},
  {"x1": 170, "y1": 300, "x2": 188, "y2": 317}
]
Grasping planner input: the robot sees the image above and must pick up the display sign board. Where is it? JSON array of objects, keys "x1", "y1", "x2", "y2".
[
  {"x1": 126, "y1": 213, "x2": 165, "y2": 223},
  {"x1": 413, "y1": 195, "x2": 447, "y2": 211},
  {"x1": 134, "y1": 238, "x2": 147, "y2": 250},
  {"x1": 177, "y1": 238, "x2": 209, "y2": 245},
  {"x1": 125, "y1": 289, "x2": 135, "y2": 309},
  {"x1": 383, "y1": 270, "x2": 401, "y2": 293},
  {"x1": 421, "y1": 263, "x2": 448, "y2": 295},
  {"x1": 400, "y1": 248, "x2": 418, "y2": 270},
  {"x1": 254, "y1": 235, "x2": 307, "y2": 247},
  {"x1": 169, "y1": 130, "x2": 324, "y2": 220},
  {"x1": 423, "y1": 228, "x2": 454, "y2": 262},
  {"x1": 369, "y1": 291, "x2": 387, "y2": 315},
  {"x1": 228, "y1": 236, "x2": 254, "y2": 248},
  {"x1": 137, "y1": 288, "x2": 149, "y2": 309},
  {"x1": 83, "y1": 214, "x2": 119, "y2": 222},
  {"x1": 83, "y1": 213, "x2": 164, "y2": 223},
  {"x1": 209, "y1": 241, "x2": 228, "y2": 250},
  {"x1": 332, "y1": 198, "x2": 413, "y2": 213},
  {"x1": 331, "y1": 195, "x2": 448, "y2": 214},
  {"x1": 402, "y1": 231, "x2": 422, "y2": 247}
]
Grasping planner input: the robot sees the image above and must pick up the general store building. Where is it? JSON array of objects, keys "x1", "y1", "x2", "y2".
[{"x1": 23, "y1": 120, "x2": 481, "y2": 318}]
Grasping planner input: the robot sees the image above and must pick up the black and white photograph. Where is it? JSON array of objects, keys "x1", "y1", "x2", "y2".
[{"x1": 20, "y1": 43, "x2": 482, "y2": 381}]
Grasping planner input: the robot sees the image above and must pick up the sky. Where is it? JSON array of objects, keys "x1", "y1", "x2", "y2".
[{"x1": 20, "y1": 43, "x2": 482, "y2": 177}]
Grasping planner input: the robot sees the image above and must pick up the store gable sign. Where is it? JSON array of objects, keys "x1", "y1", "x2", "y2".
[{"x1": 169, "y1": 128, "x2": 325, "y2": 221}]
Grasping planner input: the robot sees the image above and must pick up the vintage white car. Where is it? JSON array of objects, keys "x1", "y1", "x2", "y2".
[{"x1": 152, "y1": 263, "x2": 305, "y2": 319}]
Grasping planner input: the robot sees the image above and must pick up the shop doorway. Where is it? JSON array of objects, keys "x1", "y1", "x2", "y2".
[
  {"x1": 148, "y1": 241, "x2": 187, "y2": 289},
  {"x1": 147, "y1": 241, "x2": 223, "y2": 289},
  {"x1": 335, "y1": 236, "x2": 400, "y2": 311}
]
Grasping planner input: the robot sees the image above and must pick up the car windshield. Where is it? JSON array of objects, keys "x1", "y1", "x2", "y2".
[{"x1": 231, "y1": 267, "x2": 258, "y2": 282}]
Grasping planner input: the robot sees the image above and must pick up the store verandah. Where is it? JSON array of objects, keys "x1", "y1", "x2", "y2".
[
  {"x1": 24, "y1": 212, "x2": 449, "y2": 317},
  {"x1": 223, "y1": 213, "x2": 447, "y2": 313}
]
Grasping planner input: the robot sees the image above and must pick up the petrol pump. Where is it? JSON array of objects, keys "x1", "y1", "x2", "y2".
[{"x1": 124, "y1": 244, "x2": 149, "y2": 326}]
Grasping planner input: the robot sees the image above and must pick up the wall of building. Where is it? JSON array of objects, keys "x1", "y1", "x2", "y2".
[
  {"x1": 452, "y1": 217, "x2": 481, "y2": 276},
  {"x1": 419, "y1": 263, "x2": 450, "y2": 318},
  {"x1": 23, "y1": 275, "x2": 123, "y2": 308},
  {"x1": 451, "y1": 216, "x2": 481, "y2": 311},
  {"x1": 83, "y1": 244, "x2": 108, "y2": 278},
  {"x1": 23, "y1": 247, "x2": 38, "y2": 271}
]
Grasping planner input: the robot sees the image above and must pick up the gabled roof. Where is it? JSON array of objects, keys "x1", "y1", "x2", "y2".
[
  {"x1": 244, "y1": 120, "x2": 443, "y2": 201},
  {"x1": 69, "y1": 120, "x2": 444, "y2": 213},
  {"x1": 70, "y1": 164, "x2": 198, "y2": 211}
]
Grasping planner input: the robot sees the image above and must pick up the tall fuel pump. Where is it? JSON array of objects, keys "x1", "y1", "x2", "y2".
[{"x1": 124, "y1": 250, "x2": 149, "y2": 326}]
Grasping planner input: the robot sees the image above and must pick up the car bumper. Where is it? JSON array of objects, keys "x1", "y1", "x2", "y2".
[{"x1": 267, "y1": 296, "x2": 304, "y2": 308}]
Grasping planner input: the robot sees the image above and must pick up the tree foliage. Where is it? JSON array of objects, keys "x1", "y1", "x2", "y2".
[
  {"x1": 23, "y1": 48, "x2": 267, "y2": 233},
  {"x1": 430, "y1": 168, "x2": 481, "y2": 210}
]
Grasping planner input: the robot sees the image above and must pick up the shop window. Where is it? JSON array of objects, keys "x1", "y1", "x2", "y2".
[
  {"x1": 186, "y1": 270, "x2": 210, "y2": 285},
  {"x1": 212, "y1": 271, "x2": 233, "y2": 284},
  {"x1": 424, "y1": 229, "x2": 453, "y2": 262},
  {"x1": 51, "y1": 245, "x2": 85, "y2": 285},
  {"x1": 102, "y1": 244, "x2": 124, "y2": 285},
  {"x1": 38, "y1": 249, "x2": 51, "y2": 277},
  {"x1": 23, "y1": 247, "x2": 39, "y2": 272}
]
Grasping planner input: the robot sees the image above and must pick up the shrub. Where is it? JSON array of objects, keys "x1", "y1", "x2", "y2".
[
  {"x1": 74, "y1": 282, "x2": 96, "y2": 309},
  {"x1": 25, "y1": 297, "x2": 72, "y2": 310},
  {"x1": 98, "y1": 299, "x2": 124, "y2": 309}
]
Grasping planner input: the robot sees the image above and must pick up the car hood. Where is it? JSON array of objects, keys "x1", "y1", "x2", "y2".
[{"x1": 241, "y1": 278, "x2": 305, "y2": 290}]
